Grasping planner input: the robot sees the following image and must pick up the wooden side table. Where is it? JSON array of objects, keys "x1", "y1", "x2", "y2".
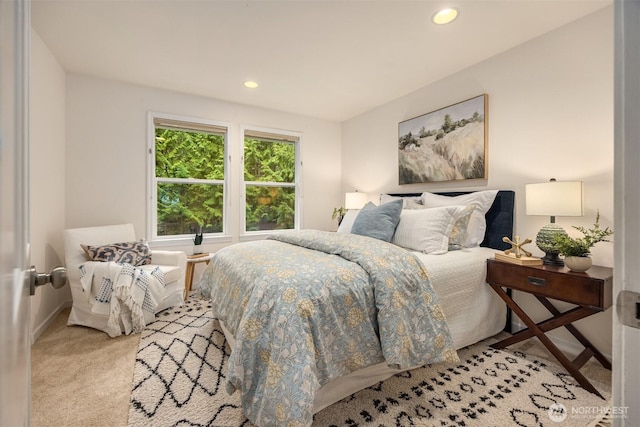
[
  {"x1": 486, "y1": 258, "x2": 612, "y2": 398},
  {"x1": 184, "y1": 253, "x2": 214, "y2": 300}
]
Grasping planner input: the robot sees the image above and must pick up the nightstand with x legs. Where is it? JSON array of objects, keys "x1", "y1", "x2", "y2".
[{"x1": 486, "y1": 259, "x2": 612, "y2": 398}]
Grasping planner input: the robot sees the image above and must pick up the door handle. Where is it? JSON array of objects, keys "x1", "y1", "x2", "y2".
[
  {"x1": 29, "y1": 265, "x2": 67, "y2": 296},
  {"x1": 617, "y1": 290, "x2": 640, "y2": 329}
]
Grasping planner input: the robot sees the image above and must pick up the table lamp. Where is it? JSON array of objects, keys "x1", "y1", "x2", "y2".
[
  {"x1": 345, "y1": 191, "x2": 367, "y2": 210},
  {"x1": 525, "y1": 179, "x2": 583, "y2": 266}
]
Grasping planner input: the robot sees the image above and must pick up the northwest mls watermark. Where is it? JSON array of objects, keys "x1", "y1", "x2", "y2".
[{"x1": 548, "y1": 403, "x2": 629, "y2": 423}]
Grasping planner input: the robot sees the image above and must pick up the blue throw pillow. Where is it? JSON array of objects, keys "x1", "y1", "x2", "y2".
[{"x1": 351, "y1": 199, "x2": 403, "y2": 242}]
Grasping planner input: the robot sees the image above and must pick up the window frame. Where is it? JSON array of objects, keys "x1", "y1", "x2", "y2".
[
  {"x1": 147, "y1": 111, "x2": 231, "y2": 246},
  {"x1": 240, "y1": 125, "x2": 302, "y2": 239}
]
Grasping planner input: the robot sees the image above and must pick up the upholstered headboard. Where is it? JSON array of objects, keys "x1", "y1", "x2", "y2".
[{"x1": 386, "y1": 190, "x2": 515, "y2": 251}]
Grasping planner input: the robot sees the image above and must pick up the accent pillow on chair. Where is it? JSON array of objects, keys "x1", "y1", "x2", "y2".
[{"x1": 81, "y1": 239, "x2": 152, "y2": 266}]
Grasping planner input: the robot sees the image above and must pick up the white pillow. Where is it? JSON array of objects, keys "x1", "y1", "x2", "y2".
[
  {"x1": 391, "y1": 206, "x2": 465, "y2": 254},
  {"x1": 380, "y1": 194, "x2": 423, "y2": 209},
  {"x1": 421, "y1": 190, "x2": 498, "y2": 247},
  {"x1": 337, "y1": 209, "x2": 359, "y2": 233}
]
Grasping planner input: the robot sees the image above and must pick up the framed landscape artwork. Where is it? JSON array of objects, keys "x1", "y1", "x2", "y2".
[{"x1": 398, "y1": 94, "x2": 488, "y2": 184}]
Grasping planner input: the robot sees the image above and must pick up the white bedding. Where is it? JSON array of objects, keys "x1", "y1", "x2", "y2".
[
  {"x1": 416, "y1": 246, "x2": 505, "y2": 349},
  {"x1": 219, "y1": 246, "x2": 505, "y2": 415}
]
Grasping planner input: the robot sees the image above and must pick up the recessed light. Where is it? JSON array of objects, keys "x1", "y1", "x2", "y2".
[
  {"x1": 432, "y1": 8, "x2": 458, "y2": 25},
  {"x1": 244, "y1": 80, "x2": 259, "y2": 89}
]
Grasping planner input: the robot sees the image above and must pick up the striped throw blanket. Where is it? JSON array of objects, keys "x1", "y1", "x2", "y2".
[{"x1": 79, "y1": 261, "x2": 164, "y2": 337}]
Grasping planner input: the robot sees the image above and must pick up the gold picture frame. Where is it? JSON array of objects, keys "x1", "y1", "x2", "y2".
[{"x1": 398, "y1": 94, "x2": 488, "y2": 184}]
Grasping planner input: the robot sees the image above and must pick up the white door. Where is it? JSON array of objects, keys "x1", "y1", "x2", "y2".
[
  {"x1": 613, "y1": 1, "x2": 640, "y2": 426},
  {"x1": 0, "y1": 0, "x2": 31, "y2": 425}
]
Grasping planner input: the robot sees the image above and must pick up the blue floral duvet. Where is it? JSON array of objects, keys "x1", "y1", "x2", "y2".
[{"x1": 198, "y1": 230, "x2": 458, "y2": 427}]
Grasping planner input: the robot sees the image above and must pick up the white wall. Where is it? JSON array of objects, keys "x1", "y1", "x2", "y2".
[
  {"x1": 65, "y1": 75, "x2": 343, "y2": 255},
  {"x1": 342, "y1": 8, "x2": 614, "y2": 357},
  {"x1": 29, "y1": 29, "x2": 70, "y2": 341}
]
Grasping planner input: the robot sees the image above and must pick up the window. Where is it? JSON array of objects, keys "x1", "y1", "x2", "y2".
[
  {"x1": 243, "y1": 127, "x2": 301, "y2": 233},
  {"x1": 150, "y1": 114, "x2": 228, "y2": 241}
]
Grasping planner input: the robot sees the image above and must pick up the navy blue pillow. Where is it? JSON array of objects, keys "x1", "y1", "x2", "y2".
[{"x1": 351, "y1": 199, "x2": 403, "y2": 242}]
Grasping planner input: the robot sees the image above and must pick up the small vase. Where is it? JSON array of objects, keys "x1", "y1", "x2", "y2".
[
  {"x1": 564, "y1": 256, "x2": 592, "y2": 272},
  {"x1": 193, "y1": 244, "x2": 203, "y2": 255}
]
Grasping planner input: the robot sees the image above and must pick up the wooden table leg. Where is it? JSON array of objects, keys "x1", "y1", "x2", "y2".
[
  {"x1": 491, "y1": 306, "x2": 595, "y2": 348},
  {"x1": 184, "y1": 262, "x2": 195, "y2": 300},
  {"x1": 535, "y1": 296, "x2": 612, "y2": 370},
  {"x1": 488, "y1": 284, "x2": 605, "y2": 399}
]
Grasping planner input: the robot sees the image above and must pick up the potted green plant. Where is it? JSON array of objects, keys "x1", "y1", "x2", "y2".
[
  {"x1": 332, "y1": 207, "x2": 346, "y2": 225},
  {"x1": 553, "y1": 210, "x2": 613, "y2": 272}
]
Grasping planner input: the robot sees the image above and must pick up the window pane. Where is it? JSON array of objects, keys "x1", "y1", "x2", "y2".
[
  {"x1": 244, "y1": 138, "x2": 295, "y2": 183},
  {"x1": 157, "y1": 183, "x2": 223, "y2": 236},
  {"x1": 155, "y1": 128, "x2": 224, "y2": 180},
  {"x1": 245, "y1": 186, "x2": 295, "y2": 231}
]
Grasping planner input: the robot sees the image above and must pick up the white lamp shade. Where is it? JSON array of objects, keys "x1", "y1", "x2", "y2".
[
  {"x1": 344, "y1": 192, "x2": 367, "y2": 210},
  {"x1": 525, "y1": 181, "x2": 583, "y2": 217}
]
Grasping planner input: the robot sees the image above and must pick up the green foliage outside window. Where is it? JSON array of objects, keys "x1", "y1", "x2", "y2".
[
  {"x1": 155, "y1": 128, "x2": 225, "y2": 236},
  {"x1": 244, "y1": 138, "x2": 296, "y2": 231},
  {"x1": 154, "y1": 128, "x2": 297, "y2": 236}
]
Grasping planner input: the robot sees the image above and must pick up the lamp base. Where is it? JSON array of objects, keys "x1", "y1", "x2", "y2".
[
  {"x1": 536, "y1": 223, "x2": 568, "y2": 267},
  {"x1": 541, "y1": 252, "x2": 564, "y2": 266}
]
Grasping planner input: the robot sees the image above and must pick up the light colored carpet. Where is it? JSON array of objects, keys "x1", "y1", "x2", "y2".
[
  {"x1": 32, "y1": 299, "x2": 612, "y2": 427},
  {"x1": 31, "y1": 307, "x2": 140, "y2": 427}
]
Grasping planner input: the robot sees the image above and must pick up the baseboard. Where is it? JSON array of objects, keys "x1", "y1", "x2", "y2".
[
  {"x1": 510, "y1": 319, "x2": 612, "y2": 363},
  {"x1": 31, "y1": 299, "x2": 72, "y2": 344}
]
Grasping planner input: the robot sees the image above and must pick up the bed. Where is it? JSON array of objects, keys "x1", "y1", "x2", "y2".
[{"x1": 198, "y1": 190, "x2": 515, "y2": 427}]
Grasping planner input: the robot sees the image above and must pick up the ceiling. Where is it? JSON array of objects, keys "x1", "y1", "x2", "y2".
[{"x1": 31, "y1": 0, "x2": 610, "y2": 122}]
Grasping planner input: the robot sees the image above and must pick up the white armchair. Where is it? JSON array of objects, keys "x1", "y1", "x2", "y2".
[{"x1": 64, "y1": 223, "x2": 187, "y2": 334}]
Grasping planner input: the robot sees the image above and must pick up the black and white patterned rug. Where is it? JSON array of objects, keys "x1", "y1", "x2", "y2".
[{"x1": 127, "y1": 297, "x2": 611, "y2": 427}]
